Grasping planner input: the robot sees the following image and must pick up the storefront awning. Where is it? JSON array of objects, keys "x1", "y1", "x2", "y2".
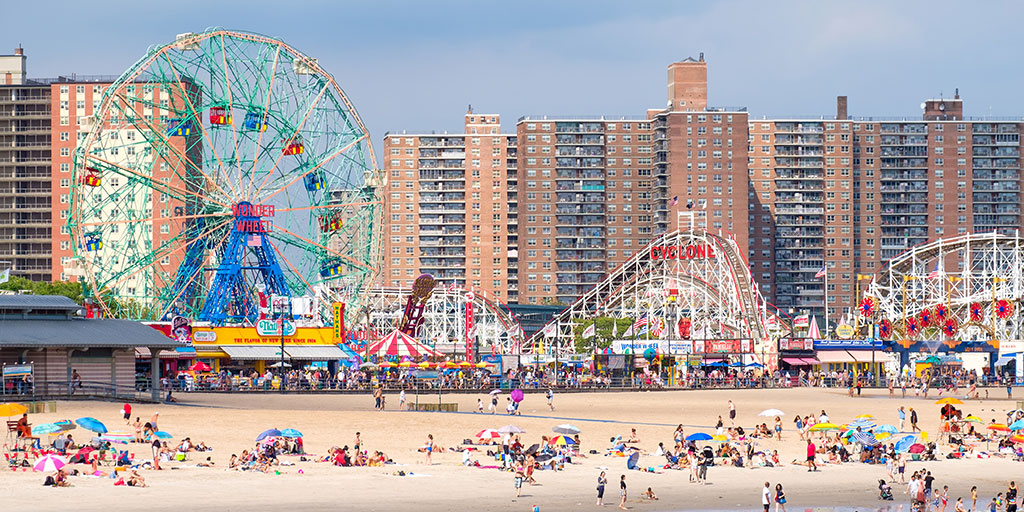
[
  {"x1": 815, "y1": 350, "x2": 887, "y2": 364},
  {"x1": 221, "y1": 345, "x2": 286, "y2": 361},
  {"x1": 781, "y1": 357, "x2": 815, "y2": 366},
  {"x1": 135, "y1": 346, "x2": 196, "y2": 359},
  {"x1": 284, "y1": 345, "x2": 347, "y2": 360},
  {"x1": 995, "y1": 353, "x2": 1018, "y2": 367}
]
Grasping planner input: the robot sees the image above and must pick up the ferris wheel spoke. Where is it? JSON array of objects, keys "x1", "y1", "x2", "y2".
[
  {"x1": 110, "y1": 93, "x2": 239, "y2": 202},
  {"x1": 77, "y1": 210, "x2": 229, "y2": 229},
  {"x1": 271, "y1": 225, "x2": 376, "y2": 273},
  {"x1": 247, "y1": 79, "x2": 333, "y2": 202},
  {"x1": 250, "y1": 43, "x2": 283, "y2": 200},
  {"x1": 256, "y1": 133, "x2": 368, "y2": 204},
  {"x1": 160, "y1": 52, "x2": 241, "y2": 199},
  {"x1": 275, "y1": 201, "x2": 382, "y2": 214},
  {"x1": 103, "y1": 217, "x2": 232, "y2": 292},
  {"x1": 153, "y1": 252, "x2": 211, "y2": 321},
  {"x1": 264, "y1": 236, "x2": 317, "y2": 297},
  {"x1": 86, "y1": 154, "x2": 233, "y2": 210},
  {"x1": 219, "y1": 34, "x2": 242, "y2": 188}
]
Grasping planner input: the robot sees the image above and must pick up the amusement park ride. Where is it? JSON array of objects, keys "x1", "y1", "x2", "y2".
[{"x1": 66, "y1": 29, "x2": 383, "y2": 329}]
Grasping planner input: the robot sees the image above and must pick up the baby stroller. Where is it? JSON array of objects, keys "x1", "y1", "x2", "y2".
[{"x1": 878, "y1": 479, "x2": 893, "y2": 501}]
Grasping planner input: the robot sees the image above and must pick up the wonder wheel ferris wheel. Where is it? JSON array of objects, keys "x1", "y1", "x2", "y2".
[{"x1": 67, "y1": 29, "x2": 383, "y2": 326}]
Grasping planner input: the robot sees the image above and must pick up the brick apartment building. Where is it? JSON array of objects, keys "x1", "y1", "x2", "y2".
[{"x1": 382, "y1": 55, "x2": 1024, "y2": 335}]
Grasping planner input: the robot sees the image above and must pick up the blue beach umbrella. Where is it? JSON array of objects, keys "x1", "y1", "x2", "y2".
[
  {"x1": 153, "y1": 431, "x2": 173, "y2": 439},
  {"x1": 894, "y1": 434, "x2": 917, "y2": 453},
  {"x1": 279, "y1": 429, "x2": 303, "y2": 438},
  {"x1": 75, "y1": 417, "x2": 107, "y2": 434},
  {"x1": 32, "y1": 422, "x2": 63, "y2": 436},
  {"x1": 1009, "y1": 420, "x2": 1024, "y2": 431},
  {"x1": 874, "y1": 424, "x2": 899, "y2": 435},
  {"x1": 852, "y1": 431, "x2": 879, "y2": 447},
  {"x1": 685, "y1": 432, "x2": 713, "y2": 441},
  {"x1": 256, "y1": 428, "x2": 282, "y2": 441}
]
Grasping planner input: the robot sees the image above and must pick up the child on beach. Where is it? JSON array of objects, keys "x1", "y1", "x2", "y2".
[
  {"x1": 619, "y1": 474, "x2": 628, "y2": 510},
  {"x1": 642, "y1": 487, "x2": 658, "y2": 500},
  {"x1": 477, "y1": 399, "x2": 483, "y2": 413}
]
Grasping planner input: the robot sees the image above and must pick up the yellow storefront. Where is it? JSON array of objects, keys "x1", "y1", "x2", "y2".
[{"x1": 191, "y1": 325, "x2": 351, "y2": 372}]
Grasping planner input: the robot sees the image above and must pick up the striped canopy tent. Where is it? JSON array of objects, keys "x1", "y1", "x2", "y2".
[{"x1": 366, "y1": 330, "x2": 442, "y2": 358}]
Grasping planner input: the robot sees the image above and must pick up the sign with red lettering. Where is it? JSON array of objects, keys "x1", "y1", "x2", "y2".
[
  {"x1": 648, "y1": 243, "x2": 716, "y2": 260},
  {"x1": 693, "y1": 339, "x2": 753, "y2": 354},
  {"x1": 778, "y1": 338, "x2": 813, "y2": 351}
]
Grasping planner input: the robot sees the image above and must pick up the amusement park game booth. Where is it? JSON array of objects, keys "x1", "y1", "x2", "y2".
[{"x1": 812, "y1": 339, "x2": 889, "y2": 383}]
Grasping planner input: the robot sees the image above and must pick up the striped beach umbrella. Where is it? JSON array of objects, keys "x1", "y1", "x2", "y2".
[{"x1": 33, "y1": 454, "x2": 67, "y2": 472}]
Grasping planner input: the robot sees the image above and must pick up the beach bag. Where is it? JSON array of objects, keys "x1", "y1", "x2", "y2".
[{"x1": 43, "y1": 476, "x2": 55, "y2": 486}]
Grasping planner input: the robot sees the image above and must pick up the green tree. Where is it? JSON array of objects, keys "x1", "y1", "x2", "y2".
[
  {"x1": 0, "y1": 277, "x2": 84, "y2": 303},
  {"x1": 572, "y1": 316, "x2": 636, "y2": 353}
]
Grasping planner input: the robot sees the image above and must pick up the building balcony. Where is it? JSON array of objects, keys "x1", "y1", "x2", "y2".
[{"x1": 775, "y1": 206, "x2": 824, "y2": 215}]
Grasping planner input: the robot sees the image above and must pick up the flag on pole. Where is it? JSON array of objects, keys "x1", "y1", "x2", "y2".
[
  {"x1": 0, "y1": 268, "x2": 8, "y2": 284},
  {"x1": 927, "y1": 260, "x2": 941, "y2": 280},
  {"x1": 612, "y1": 319, "x2": 618, "y2": 337},
  {"x1": 542, "y1": 323, "x2": 557, "y2": 338},
  {"x1": 247, "y1": 234, "x2": 262, "y2": 247},
  {"x1": 670, "y1": 196, "x2": 679, "y2": 206},
  {"x1": 631, "y1": 314, "x2": 648, "y2": 332},
  {"x1": 623, "y1": 324, "x2": 634, "y2": 338},
  {"x1": 582, "y1": 323, "x2": 596, "y2": 339},
  {"x1": 815, "y1": 266, "x2": 826, "y2": 279}
]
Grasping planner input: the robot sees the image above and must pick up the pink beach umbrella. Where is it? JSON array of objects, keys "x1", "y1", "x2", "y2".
[
  {"x1": 33, "y1": 454, "x2": 67, "y2": 472},
  {"x1": 510, "y1": 389, "x2": 524, "y2": 403}
]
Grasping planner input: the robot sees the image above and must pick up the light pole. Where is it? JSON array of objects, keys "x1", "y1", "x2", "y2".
[{"x1": 993, "y1": 277, "x2": 1007, "y2": 344}]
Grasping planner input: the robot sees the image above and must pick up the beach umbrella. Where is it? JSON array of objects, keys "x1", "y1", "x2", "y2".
[
  {"x1": 552, "y1": 424, "x2": 581, "y2": 435},
  {"x1": 746, "y1": 362, "x2": 764, "y2": 368},
  {"x1": 626, "y1": 451, "x2": 639, "y2": 470},
  {"x1": 809, "y1": 422, "x2": 841, "y2": 432},
  {"x1": 841, "y1": 428, "x2": 856, "y2": 439},
  {"x1": 378, "y1": 362, "x2": 396, "y2": 368},
  {"x1": 417, "y1": 361, "x2": 431, "y2": 369},
  {"x1": 685, "y1": 433, "x2": 713, "y2": 441},
  {"x1": 497, "y1": 425, "x2": 525, "y2": 434},
  {"x1": 476, "y1": 429, "x2": 501, "y2": 440},
  {"x1": 908, "y1": 443, "x2": 926, "y2": 454},
  {"x1": 549, "y1": 435, "x2": 575, "y2": 446},
  {"x1": 1010, "y1": 435, "x2": 1024, "y2": 444},
  {"x1": 935, "y1": 397, "x2": 963, "y2": 405},
  {"x1": 359, "y1": 362, "x2": 377, "y2": 369},
  {"x1": 75, "y1": 417, "x2": 107, "y2": 434},
  {"x1": 256, "y1": 428, "x2": 282, "y2": 441},
  {"x1": 0, "y1": 402, "x2": 27, "y2": 417},
  {"x1": 152, "y1": 431, "x2": 173, "y2": 440},
  {"x1": 398, "y1": 361, "x2": 413, "y2": 368},
  {"x1": 875, "y1": 432, "x2": 892, "y2": 440},
  {"x1": 279, "y1": 429, "x2": 303, "y2": 438},
  {"x1": 1009, "y1": 420, "x2": 1024, "y2": 431},
  {"x1": 711, "y1": 435, "x2": 728, "y2": 442},
  {"x1": 459, "y1": 361, "x2": 472, "y2": 368},
  {"x1": 525, "y1": 444, "x2": 540, "y2": 455},
  {"x1": 852, "y1": 431, "x2": 879, "y2": 447},
  {"x1": 988, "y1": 423, "x2": 1010, "y2": 432},
  {"x1": 964, "y1": 415, "x2": 984, "y2": 423},
  {"x1": 33, "y1": 454, "x2": 67, "y2": 472},
  {"x1": 475, "y1": 362, "x2": 492, "y2": 368},
  {"x1": 510, "y1": 389, "x2": 524, "y2": 403},
  {"x1": 489, "y1": 389, "x2": 502, "y2": 395},
  {"x1": 535, "y1": 453, "x2": 555, "y2": 463},
  {"x1": 894, "y1": 435, "x2": 916, "y2": 453},
  {"x1": 854, "y1": 414, "x2": 875, "y2": 420},
  {"x1": 31, "y1": 422, "x2": 63, "y2": 436},
  {"x1": 1007, "y1": 409, "x2": 1024, "y2": 417},
  {"x1": 758, "y1": 409, "x2": 785, "y2": 417},
  {"x1": 874, "y1": 424, "x2": 899, "y2": 435},
  {"x1": 101, "y1": 432, "x2": 134, "y2": 442},
  {"x1": 189, "y1": 361, "x2": 211, "y2": 372}
]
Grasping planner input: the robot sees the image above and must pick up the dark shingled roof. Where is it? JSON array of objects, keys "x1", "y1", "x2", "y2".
[
  {"x1": 0, "y1": 294, "x2": 82, "y2": 311},
  {"x1": 0, "y1": 318, "x2": 180, "y2": 348}
]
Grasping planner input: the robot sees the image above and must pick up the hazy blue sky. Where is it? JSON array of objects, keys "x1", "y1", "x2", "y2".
[{"x1": 9, "y1": 1, "x2": 1024, "y2": 147}]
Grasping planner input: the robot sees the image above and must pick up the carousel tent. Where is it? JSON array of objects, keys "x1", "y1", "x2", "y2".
[{"x1": 365, "y1": 330, "x2": 442, "y2": 358}]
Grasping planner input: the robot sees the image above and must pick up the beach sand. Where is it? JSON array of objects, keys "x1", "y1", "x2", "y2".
[{"x1": 2, "y1": 387, "x2": 1021, "y2": 511}]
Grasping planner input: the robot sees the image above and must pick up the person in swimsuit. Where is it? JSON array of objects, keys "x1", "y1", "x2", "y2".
[
  {"x1": 424, "y1": 434, "x2": 434, "y2": 465},
  {"x1": 596, "y1": 471, "x2": 607, "y2": 506}
]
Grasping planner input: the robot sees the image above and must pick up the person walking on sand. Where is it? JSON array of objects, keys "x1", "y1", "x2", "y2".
[
  {"x1": 898, "y1": 406, "x2": 906, "y2": 432},
  {"x1": 619, "y1": 474, "x2": 628, "y2": 510},
  {"x1": 1007, "y1": 481, "x2": 1018, "y2": 512},
  {"x1": 513, "y1": 460, "x2": 524, "y2": 498},
  {"x1": 806, "y1": 439, "x2": 817, "y2": 472},
  {"x1": 728, "y1": 400, "x2": 736, "y2": 425},
  {"x1": 597, "y1": 470, "x2": 608, "y2": 506},
  {"x1": 424, "y1": 434, "x2": 434, "y2": 465},
  {"x1": 490, "y1": 393, "x2": 498, "y2": 414},
  {"x1": 775, "y1": 483, "x2": 787, "y2": 512},
  {"x1": 546, "y1": 388, "x2": 554, "y2": 411},
  {"x1": 762, "y1": 481, "x2": 772, "y2": 512},
  {"x1": 477, "y1": 398, "x2": 483, "y2": 413},
  {"x1": 910, "y1": 407, "x2": 920, "y2": 433},
  {"x1": 399, "y1": 389, "x2": 406, "y2": 410},
  {"x1": 373, "y1": 385, "x2": 382, "y2": 410}
]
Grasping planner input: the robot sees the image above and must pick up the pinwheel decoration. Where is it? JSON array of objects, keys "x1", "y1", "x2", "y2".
[
  {"x1": 905, "y1": 317, "x2": 919, "y2": 336},
  {"x1": 996, "y1": 299, "x2": 1014, "y2": 320},
  {"x1": 859, "y1": 296, "x2": 876, "y2": 317},
  {"x1": 879, "y1": 318, "x2": 892, "y2": 338},
  {"x1": 934, "y1": 303, "x2": 948, "y2": 321},
  {"x1": 917, "y1": 308, "x2": 932, "y2": 328},
  {"x1": 943, "y1": 317, "x2": 958, "y2": 337},
  {"x1": 970, "y1": 302, "x2": 984, "y2": 322}
]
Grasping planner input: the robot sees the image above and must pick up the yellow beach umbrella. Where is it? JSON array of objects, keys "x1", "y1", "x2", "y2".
[
  {"x1": 398, "y1": 361, "x2": 413, "y2": 368},
  {"x1": 964, "y1": 415, "x2": 983, "y2": 423},
  {"x1": 854, "y1": 414, "x2": 875, "y2": 420},
  {"x1": 711, "y1": 435, "x2": 728, "y2": 442},
  {"x1": 935, "y1": 397, "x2": 963, "y2": 405},
  {"x1": 809, "y1": 422, "x2": 841, "y2": 432},
  {"x1": 0, "y1": 403, "x2": 27, "y2": 417},
  {"x1": 417, "y1": 361, "x2": 431, "y2": 369}
]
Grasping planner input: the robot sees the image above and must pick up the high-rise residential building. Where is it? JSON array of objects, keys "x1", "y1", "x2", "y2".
[
  {"x1": 0, "y1": 48, "x2": 52, "y2": 280},
  {"x1": 514, "y1": 116, "x2": 655, "y2": 304},
  {"x1": 381, "y1": 111, "x2": 519, "y2": 302}
]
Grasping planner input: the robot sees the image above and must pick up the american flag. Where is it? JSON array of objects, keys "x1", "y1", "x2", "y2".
[
  {"x1": 633, "y1": 314, "x2": 649, "y2": 336},
  {"x1": 247, "y1": 234, "x2": 262, "y2": 247},
  {"x1": 815, "y1": 266, "x2": 826, "y2": 279},
  {"x1": 927, "y1": 260, "x2": 941, "y2": 280},
  {"x1": 670, "y1": 196, "x2": 678, "y2": 206}
]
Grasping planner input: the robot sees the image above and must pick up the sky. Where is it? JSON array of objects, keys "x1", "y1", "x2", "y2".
[{"x1": 9, "y1": 0, "x2": 1024, "y2": 156}]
